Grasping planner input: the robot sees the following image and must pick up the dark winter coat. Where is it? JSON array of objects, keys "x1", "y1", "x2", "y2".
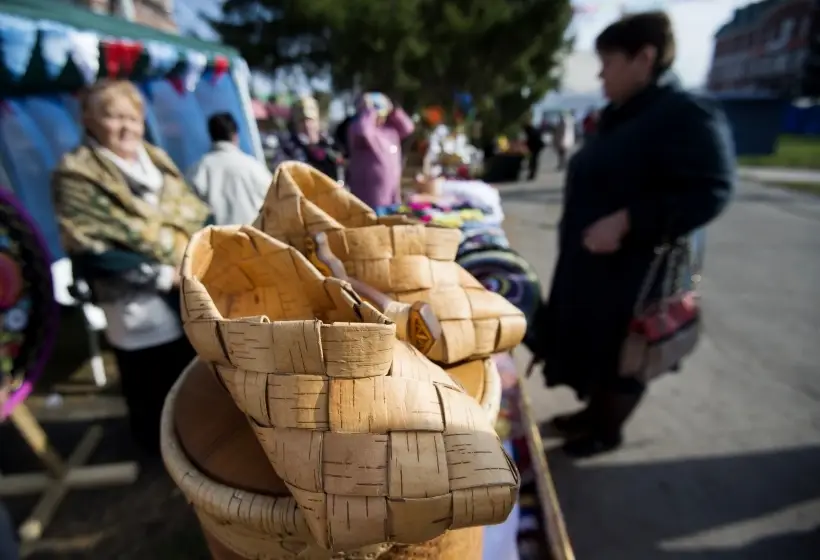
[
  {"x1": 538, "y1": 73, "x2": 735, "y2": 398},
  {"x1": 272, "y1": 130, "x2": 341, "y2": 180}
]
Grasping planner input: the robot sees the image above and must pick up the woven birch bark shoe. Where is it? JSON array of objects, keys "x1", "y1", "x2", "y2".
[
  {"x1": 309, "y1": 230, "x2": 502, "y2": 422},
  {"x1": 179, "y1": 225, "x2": 519, "y2": 551},
  {"x1": 162, "y1": 358, "x2": 484, "y2": 560},
  {"x1": 253, "y1": 161, "x2": 527, "y2": 364}
]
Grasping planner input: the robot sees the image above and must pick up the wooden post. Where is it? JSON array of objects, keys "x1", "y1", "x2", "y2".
[{"x1": 0, "y1": 403, "x2": 139, "y2": 545}]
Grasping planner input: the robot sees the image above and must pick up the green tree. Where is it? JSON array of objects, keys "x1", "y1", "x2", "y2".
[{"x1": 213, "y1": 0, "x2": 573, "y2": 136}]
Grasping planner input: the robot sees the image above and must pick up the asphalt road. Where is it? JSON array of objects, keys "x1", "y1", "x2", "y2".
[{"x1": 500, "y1": 155, "x2": 820, "y2": 559}]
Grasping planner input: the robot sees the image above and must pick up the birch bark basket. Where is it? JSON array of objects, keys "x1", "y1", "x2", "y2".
[
  {"x1": 252, "y1": 161, "x2": 527, "y2": 365},
  {"x1": 173, "y1": 226, "x2": 519, "y2": 553},
  {"x1": 162, "y1": 358, "x2": 486, "y2": 559}
]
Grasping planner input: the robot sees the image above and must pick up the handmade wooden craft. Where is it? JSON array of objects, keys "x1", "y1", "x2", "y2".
[
  {"x1": 178, "y1": 225, "x2": 519, "y2": 552},
  {"x1": 306, "y1": 230, "x2": 441, "y2": 357},
  {"x1": 309, "y1": 230, "x2": 501, "y2": 420},
  {"x1": 0, "y1": 188, "x2": 58, "y2": 418},
  {"x1": 252, "y1": 161, "x2": 527, "y2": 365},
  {"x1": 163, "y1": 357, "x2": 485, "y2": 560}
]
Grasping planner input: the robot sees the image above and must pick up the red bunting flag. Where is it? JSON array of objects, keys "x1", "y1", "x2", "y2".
[
  {"x1": 168, "y1": 75, "x2": 186, "y2": 95},
  {"x1": 101, "y1": 40, "x2": 143, "y2": 78},
  {"x1": 211, "y1": 55, "x2": 230, "y2": 84}
]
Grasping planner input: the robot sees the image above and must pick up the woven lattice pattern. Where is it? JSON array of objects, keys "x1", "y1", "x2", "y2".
[
  {"x1": 180, "y1": 226, "x2": 519, "y2": 551},
  {"x1": 254, "y1": 161, "x2": 379, "y2": 255},
  {"x1": 321, "y1": 223, "x2": 527, "y2": 363},
  {"x1": 161, "y1": 358, "x2": 396, "y2": 560},
  {"x1": 202, "y1": 509, "x2": 481, "y2": 560},
  {"x1": 252, "y1": 161, "x2": 527, "y2": 364}
]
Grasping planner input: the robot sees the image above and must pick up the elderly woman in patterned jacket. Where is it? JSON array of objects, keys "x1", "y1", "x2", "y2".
[{"x1": 51, "y1": 80, "x2": 212, "y2": 457}]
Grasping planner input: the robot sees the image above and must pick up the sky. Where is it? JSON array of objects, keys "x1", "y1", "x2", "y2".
[{"x1": 174, "y1": 0, "x2": 753, "y2": 101}]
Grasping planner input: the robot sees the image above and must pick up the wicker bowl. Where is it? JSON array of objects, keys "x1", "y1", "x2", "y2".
[{"x1": 163, "y1": 358, "x2": 485, "y2": 559}]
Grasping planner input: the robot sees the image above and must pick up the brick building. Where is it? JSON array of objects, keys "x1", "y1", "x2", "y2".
[
  {"x1": 68, "y1": 0, "x2": 177, "y2": 32},
  {"x1": 707, "y1": 0, "x2": 817, "y2": 97}
]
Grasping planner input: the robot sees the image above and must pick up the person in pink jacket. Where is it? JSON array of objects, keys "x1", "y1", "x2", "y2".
[{"x1": 346, "y1": 93, "x2": 415, "y2": 208}]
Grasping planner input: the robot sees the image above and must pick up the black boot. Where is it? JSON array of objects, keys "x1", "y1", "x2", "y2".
[
  {"x1": 545, "y1": 407, "x2": 593, "y2": 437},
  {"x1": 562, "y1": 390, "x2": 643, "y2": 458}
]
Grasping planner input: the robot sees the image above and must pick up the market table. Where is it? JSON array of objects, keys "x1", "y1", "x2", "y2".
[
  {"x1": 492, "y1": 353, "x2": 574, "y2": 560},
  {"x1": 376, "y1": 184, "x2": 574, "y2": 558},
  {"x1": 378, "y1": 187, "x2": 573, "y2": 559}
]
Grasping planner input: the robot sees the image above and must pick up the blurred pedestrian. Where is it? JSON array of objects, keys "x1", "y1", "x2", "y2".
[
  {"x1": 553, "y1": 111, "x2": 576, "y2": 170},
  {"x1": 347, "y1": 92, "x2": 415, "y2": 208},
  {"x1": 188, "y1": 112, "x2": 272, "y2": 225},
  {"x1": 52, "y1": 80, "x2": 211, "y2": 456},
  {"x1": 532, "y1": 11, "x2": 734, "y2": 456},
  {"x1": 275, "y1": 96, "x2": 341, "y2": 179},
  {"x1": 524, "y1": 119, "x2": 546, "y2": 180}
]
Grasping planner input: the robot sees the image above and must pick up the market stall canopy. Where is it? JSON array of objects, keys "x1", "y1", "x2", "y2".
[{"x1": 0, "y1": 0, "x2": 242, "y2": 95}]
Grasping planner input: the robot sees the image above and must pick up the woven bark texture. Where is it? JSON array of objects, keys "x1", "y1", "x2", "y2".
[
  {"x1": 179, "y1": 226, "x2": 519, "y2": 551},
  {"x1": 162, "y1": 359, "x2": 395, "y2": 560},
  {"x1": 202, "y1": 517, "x2": 482, "y2": 560},
  {"x1": 168, "y1": 359, "x2": 485, "y2": 560},
  {"x1": 252, "y1": 161, "x2": 527, "y2": 364}
]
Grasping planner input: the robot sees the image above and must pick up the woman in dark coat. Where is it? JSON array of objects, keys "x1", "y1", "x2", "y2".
[{"x1": 535, "y1": 12, "x2": 734, "y2": 456}]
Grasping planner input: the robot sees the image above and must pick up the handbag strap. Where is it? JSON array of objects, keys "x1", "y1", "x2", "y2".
[{"x1": 633, "y1": 238, "x2": 692, "y2": 316}]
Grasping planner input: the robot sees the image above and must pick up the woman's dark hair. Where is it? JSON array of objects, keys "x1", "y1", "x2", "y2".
[
  {"x1": 595, "y1": 11, "x2": 676, "y2": 76},
  {"x1": 207, "y1": 112, "x2": 238, "y2": 143}
]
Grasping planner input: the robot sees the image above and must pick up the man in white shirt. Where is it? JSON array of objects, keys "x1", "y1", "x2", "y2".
[{"x1": 187, "y1": 113, "x2": 273, "y2": 225}]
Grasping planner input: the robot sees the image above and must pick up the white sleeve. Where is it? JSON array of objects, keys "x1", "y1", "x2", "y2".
[
  {"x1": 256, "y1": 160, "x2": 274, "y2": 188},
  {"x1": 243, "y1": 160, "x2": 273, "y2": 224}
]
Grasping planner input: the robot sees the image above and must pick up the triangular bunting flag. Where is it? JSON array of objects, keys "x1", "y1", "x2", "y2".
[
  {"x1": 101, "y1": 39, "x2": 141, "y2": 78},
  {"x1": 210, "y1": 55, "x2": 230, "y2": 84},
  {"x1": 183, "y1": 50, "x2": 207, "y2": 91},
  {"x1": 121, "y1": 41, "x2": 143, "y2": 76},
  {"x1": 38, "y1": 21, "x2": 73, "y2": 79},
  {"x1": 0, "y1": 14, "x2": 38, "y2": 81},
  {"x1": 67, "y1": 29, "x2": 99, "y2": 85},
  {"x1": 168, "y1": 75, "x2": 186, "y2": 95},
  {"x1": 100, "y1": 38, "x2": 116, "y2": 76},
  {"x1": 145, "y1": 40, "x2": 178, "y2": 77}
]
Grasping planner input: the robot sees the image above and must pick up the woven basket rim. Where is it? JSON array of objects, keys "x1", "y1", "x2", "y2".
[
  {"x1": 160, "y1": 359, "x2": 309, "y2": 535},
  {"x1": 180, "y1": 224, "x2": 396, "y2": 332}
]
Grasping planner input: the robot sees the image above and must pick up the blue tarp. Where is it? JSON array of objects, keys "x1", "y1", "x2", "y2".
[{"x1": 0, "y1": 72, "x2": 253, "y2": 261}]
